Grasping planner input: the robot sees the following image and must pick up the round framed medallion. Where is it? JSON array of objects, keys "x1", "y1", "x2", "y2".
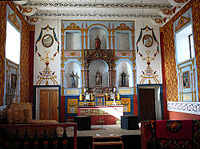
[
  {"x1": 42, "y1": 34, "x2": 54, "y2": 48},
  {"x1": 143, "y1": 34, "x2": 153, "y2": 47}
]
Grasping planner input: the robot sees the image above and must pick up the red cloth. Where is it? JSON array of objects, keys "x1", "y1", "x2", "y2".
[
  {"x1": 91, "y1": 115, "x2": 117, "y2": 125},
  {"x1": 78, "y1": 106, "x2": 123, "y2": 125},
  {"x1": 156, "y1": 120, "x2": 193, "y2": 140}
]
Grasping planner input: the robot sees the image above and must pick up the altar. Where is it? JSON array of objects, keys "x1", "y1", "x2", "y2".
[{"x1": 78, "y1": 106, "x2": 123, "y2": 125}]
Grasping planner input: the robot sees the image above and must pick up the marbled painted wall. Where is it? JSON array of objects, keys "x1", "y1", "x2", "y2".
[
  {"x1": 20, "y1": 15, "x2": 30, "y2": 102},
  {"x1": 0, "y1": 1, "x2": 30, "y2": 104},
  {"x1": 162, "y1": 0, "x2": 200, "y2": 115},
  {"x1": 0, "y1": 2, "x2": 7, "y2": 105}
]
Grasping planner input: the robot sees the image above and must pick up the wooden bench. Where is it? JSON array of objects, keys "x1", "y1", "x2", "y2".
[{"x1": 0, "y1": 123, "x2": 77, "y2": 149}]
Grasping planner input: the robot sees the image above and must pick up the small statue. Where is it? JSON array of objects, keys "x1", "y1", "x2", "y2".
[
  {"x1": 95, "y1": 35, "x2": 101, "y2": 50},
  {"x1": 70, "y1": 71, "x2": 76, "y2": 88},
  {"x1": 96, "y1": 71, "x2": 102, "y2": 86},
  {"x1": 121, "y1": 71, "x2": 126, "y2": 87}
]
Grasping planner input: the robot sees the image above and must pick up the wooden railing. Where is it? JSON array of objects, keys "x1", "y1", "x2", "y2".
[{"x1": 0, "y1": 123, "x2": 77, "y2": 149}]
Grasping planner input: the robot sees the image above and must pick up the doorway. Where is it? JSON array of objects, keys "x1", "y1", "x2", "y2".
[
  {"x1": 40, "y1": 89, "x2": 59, "y2": 121},
  {"x1": 35, "y1": 86, "x2": 60, "y2": 121},
  {"x1": 138, "y1": 85, "x2": 163, "y2": 121}
]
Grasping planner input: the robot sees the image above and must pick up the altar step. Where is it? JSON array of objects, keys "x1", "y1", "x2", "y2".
[{"x1": 93, "y1": 136, "x2": 124, "y2": 149}]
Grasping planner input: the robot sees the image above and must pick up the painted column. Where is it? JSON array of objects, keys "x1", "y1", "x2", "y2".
[
  {"x1": 131, "y1": 27, "x2": 137, "y2": 94},
  {"x1": 61, "y1": 28, "x2": 65, "y2": 95},
  {"x1": 85, "y1": 23, "x2": 88, "y2": 50},
  {"x1": 112, "y1": 27, "x2": 116, "y2": 88},
  {"x1": 81, "y1": 28, "x2": 85, "y2": 94},
  {"x1": 85, "y1": 69, "x2": 89, "y2": 88}
]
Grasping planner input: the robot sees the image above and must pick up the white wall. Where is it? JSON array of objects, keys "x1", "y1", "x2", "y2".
[
  {"x1": 135, "y1": 20, "x2": 162, "y2": 84},
  {"x1": 34, "y1": 20, "x2": 61, "y2": 85}
]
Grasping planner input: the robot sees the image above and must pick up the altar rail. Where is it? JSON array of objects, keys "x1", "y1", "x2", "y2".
[{"x1": 0, "y1": 123, "x2": 77, "y2": 149}]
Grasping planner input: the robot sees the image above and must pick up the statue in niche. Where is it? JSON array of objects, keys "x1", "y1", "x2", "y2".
[
  {"x1": 75, "y1": 72, "x2": 79, "y2": 87},
  {"x1": 96, "y1": 71, "x2": 102, "y2": 86},
  {"x1": 95, "y1": 35, "x2": 101, "y2": 50},
  {"x1": 121, "y1": 71, "x2": 126, "y2": 87},
  {"x1": 70, "y1": 71, "x2": 78, "y2": 88}
]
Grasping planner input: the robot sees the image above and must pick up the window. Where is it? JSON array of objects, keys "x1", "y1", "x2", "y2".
[
  {"x1": 188, "y1": 34, "x2": 195, "y2": 58},
  {"x1": 175, "y1": 24, "x2": 195, "y2": 63},
  {"x1": 5, "y1": 21, "x2": 21, "y2": 64},
  {"x1": 4, "y1": 20, "x2": 21, "y2": 105}
]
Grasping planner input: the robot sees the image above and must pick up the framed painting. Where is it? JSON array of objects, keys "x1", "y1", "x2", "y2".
[
  {"x1": 11, "y1": 73, "x2": 17, "y2": 89},
  {"x1": 42, "y1": 34, "x2": 54, "y2": 48},
  {"x1": 143, "y1": 34, "x2": 153, "y2": 47},
  {"x1": 183, "y1": 71, "x2": 190, "y2": 88},
  {"x1": 96, "y1": 96, "x2": 105, "y2": 106}
]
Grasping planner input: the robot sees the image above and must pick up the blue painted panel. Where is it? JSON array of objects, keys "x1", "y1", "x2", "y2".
[
  {"x1": 120, "y1": 95, "x2": 134, "y2": 115},
  {"x1": 95, "y1": 96, "x2": 105, "y2": 106},
  {"x1": 65, "y1": 96, "x2": 79, "y2": 118}
]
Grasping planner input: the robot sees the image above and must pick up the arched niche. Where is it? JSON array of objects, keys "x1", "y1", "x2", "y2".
[
  {"x1": 65, "y1": 61, "x2": 81, "y2": 88},
  {"x1": 89, "y1": 60, "x2": 109, "y2": 88},
  {"x1": 116, "y1": 61, "x2": 133, "y2": 87},
  {"x1": 89, "y1": 27, "x2": 107, "y2": 49},
  {"x1": 65, "y1": 31, "x2": 81, "y2": 50},
  {"x1": 116, "y1": 31, "x2": 130, "y2": 50}
]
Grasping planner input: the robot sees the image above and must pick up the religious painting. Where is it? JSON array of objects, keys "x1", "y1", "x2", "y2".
[
  {"x1": 42, "y1": 34, "x2": 54, "y2": 48},
  {"x1": 183, "y1": 71, "x2": 190, "y2": 88},
  {"x1": 96, "y1": 97, "x2": 105, "y2": 106},
  {"x1": 11, "y1": 73, "x2": 17, "y2": 89},
  {"x1": 143, "y1": 34, "x2": 153, "y2": 47}
]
